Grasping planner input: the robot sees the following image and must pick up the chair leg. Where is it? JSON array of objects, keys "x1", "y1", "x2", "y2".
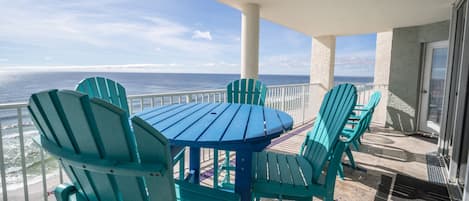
[
  {"x1": 357, "y1": 137, "x2": 362, "y2": 145},
  {"x1": 223, "y1": 150, "x2": 231, "y2": 184},
  {"x1": 345, "y1": 147, "x2": 356, "y2": 169},
  {"x1": 213, "y1": 149, "x2": 219, "y2": 188},
  {"x1": 337, "y1": 163, "x2": 345, "y2": 180},
  {"x1": 323, "y1": 194, "x2": 334, "y2": 201},
  {"x1": 179, "y1": 155, "x2": 185, "y2": 180},
  {"x1": 352, "y1": 140, "x2": 360, "y2": 151}
]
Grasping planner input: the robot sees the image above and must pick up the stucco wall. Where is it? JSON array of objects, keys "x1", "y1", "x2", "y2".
[{"x1": 386, "y1": 21, "x2": 449, "y2": 132}]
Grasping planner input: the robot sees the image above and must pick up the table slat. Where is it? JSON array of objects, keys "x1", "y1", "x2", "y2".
[
  {"x1": 196, "y1": 104, "x2": 242, "y2": 142},
  {"x1": 264, "y1": 108, "x2": 284, "y2": 136},
  {"x1": 277, "y1": 111, "x2": 294, "y2": 130},
  {"x1": 153, "y1": 103, "x2": 209, "y2": 131},
  {"x1": 138, "y1": 104, "x2": 185, "y2": 120},
  {"x1": 174, "y1": 103, "x2": 231, "y2": 142},
  {"x1": 221, "y1": 104, "x2": 252, "y2": 142},
  {"x1": 244, "y1": 106, "x2": 266, "y2": 141},
  {"x1": 145, "y1": 103, "x2": 198, "y2": 125}
]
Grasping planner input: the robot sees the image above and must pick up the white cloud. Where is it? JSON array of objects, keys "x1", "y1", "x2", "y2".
[
  {"x1": 0, "y1": 62, "x2": 241, "y2": 74},
  {"x1": 192, "y1": 30, "x2": 212, "y2": 40},
  {"x1": 334, "y1": 50, "x2": 375, "y2": 77},
  {"x1": 0, "y1": 1, "x2": 232, "y2": 57},
  {"x1": 335, "y1": 55, "x2": 375, "y2": 66},
  {"x1": 259, "y1": 54, "x2": 310, "y2": 75}
]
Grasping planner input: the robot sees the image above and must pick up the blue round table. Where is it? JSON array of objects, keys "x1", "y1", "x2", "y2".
[{"x1": 136, "y1": 102, "x2": 293, "y2": 201}]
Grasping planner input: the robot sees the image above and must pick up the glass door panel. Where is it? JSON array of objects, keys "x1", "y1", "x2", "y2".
[{"x1": 420, "y1": 42, "x2": 448, "y2": 134}]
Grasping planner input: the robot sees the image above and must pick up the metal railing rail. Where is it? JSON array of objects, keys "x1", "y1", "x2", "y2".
[{"x1": 0, "y1": 83, "x2": 385, "y2": 201}]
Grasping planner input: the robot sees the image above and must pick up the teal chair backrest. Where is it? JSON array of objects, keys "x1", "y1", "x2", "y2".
[
  {"x1": 366, "y1": 91, "x2": 381, "y2": 110},
  {"x1": 350, "y1": 109, "x2": 373, "y2": 141},
  {"x1": 28, "y1": 90, "x2": 177, "y2": 201},
  {"x1": 362, "y1": 91, "x2": 381, "y2": 128},
  {"x1": 300, "y1": 84, "x2": 357, "y2": 183},
  {"x1": 226, "y1": 79, "x2": 267, "y2": 106},
  {"x1": 75, "y1": 77, "x2": 130, "y2": 114}
]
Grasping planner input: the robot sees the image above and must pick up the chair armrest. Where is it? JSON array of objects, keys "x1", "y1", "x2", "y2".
[
  {"x1": 343, "y1": 128, "x2": 355, "y2": 132},
  {"x1": 340, "y1": 132, "x2": 354, "y2": 143},
  {"x1": 353, "y1": 108, "x2": 370, "y2": 111},
  {"x1": 175, "y1": 180, "x2": 240, "y2": 201},
  {"x1": 54, "y1": 184, "x2": 77, "y2": 201},
  {"x1": 171, "y1": 145, "x2": 186, "y2": 165},
  {"x1": 347, "y1": 121, "x2": 359, "y2": 125}
]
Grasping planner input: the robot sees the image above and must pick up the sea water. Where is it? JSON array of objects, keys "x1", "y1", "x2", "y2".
[{"x1": 0, "y1": 71, "x2": 372, "y2": 190}]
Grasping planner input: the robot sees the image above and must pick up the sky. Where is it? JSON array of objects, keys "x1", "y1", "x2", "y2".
[{"x1": 0, "y1": 0, "x2": 377, "y2": 76}]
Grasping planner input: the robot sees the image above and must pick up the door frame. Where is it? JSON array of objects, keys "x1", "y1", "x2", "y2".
[
  {"x1": 441, "y1": 0, "x2": 469, "y2": 186},
  {"x1": 418, "y1": 40, "x2": 449, "y2": 134}
]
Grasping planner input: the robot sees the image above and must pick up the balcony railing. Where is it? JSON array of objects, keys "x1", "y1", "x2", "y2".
[{"x1": 0, "y1": 83, "x2": 386, "y2": 201}]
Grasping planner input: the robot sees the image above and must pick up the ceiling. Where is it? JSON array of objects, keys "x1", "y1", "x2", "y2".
[{"x1": 218, "y1": 0, "x2": 452, "y2": 36}]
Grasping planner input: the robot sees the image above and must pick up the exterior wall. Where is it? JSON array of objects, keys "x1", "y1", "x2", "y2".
[{"x1": 386, "y1": 21, "x2": 449, "y2": 132}]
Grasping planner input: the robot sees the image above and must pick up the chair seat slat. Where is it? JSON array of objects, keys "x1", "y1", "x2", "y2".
[{"x1": 277, "y1": 154, "x2": 293, "y2": 185}]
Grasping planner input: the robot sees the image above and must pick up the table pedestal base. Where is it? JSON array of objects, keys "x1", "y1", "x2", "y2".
[
  {"x1": 189, "y1": 147, "x2": 200, "y2": 184},
  {"x1": 235, "y1": 150, "x2": 253, "y2": 201}
]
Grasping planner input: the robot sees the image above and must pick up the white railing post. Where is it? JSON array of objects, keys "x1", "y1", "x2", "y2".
[
  {"x1": 18, "y1": 108, "x2": 29, "y2": 201},
  {"x1": 140, "y1": 98, "x2": 144, "y2": 112},
  {"x1": 59, "y1": 161, "x2": 64, "y2": 184},
  {"x1": 281, "y1": 87, "x2": 286, "y2": 111},
  {"x1": 301, "y1": 85, "x2": 306, "y2": 125},
  {"x1": 128, "y1": 98, "x2": 134, "y2": 115},
  {"x1": 40, "y1": 147, "x2": 47, "y2": 201},
  {"x1": 0, "y1": 121, "x2": 8, "y2": 201}
]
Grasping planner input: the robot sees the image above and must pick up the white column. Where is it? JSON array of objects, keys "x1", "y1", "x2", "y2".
[
  {"x1": 309, "y1": 36, "x2": 336, "y2": 116},
  {"x1": 373, "y1": 31, "x2": 393, "y2": 126},
  {"x1": 240, "y1": 3, "x2": 260, "y2": 79}
]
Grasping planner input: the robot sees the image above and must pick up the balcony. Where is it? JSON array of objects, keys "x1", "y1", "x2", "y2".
[{"x1": 0, "y1": 83, "x2": 448, "y2": 201}]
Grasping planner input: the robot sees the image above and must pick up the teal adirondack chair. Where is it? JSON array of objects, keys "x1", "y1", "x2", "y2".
[
  {"x1": 252, "y1": 84, "x2": 357, "y2": 201},
  {"x1": 337, "y1": 109, "x2": 373, "y2": 179},
  {"x1": 213, "y1": 78, "x2": 267, "y2": 189},
  {"x1": 76, "y1": 77, "x2": 186, "y2": 180},
  {"x1": 336, "y1": 91, "x2": 381, "y2": 179},
  {"x1": 75, "y1": 77, "x2": 129, "y2": 113},
  {"x1": 29, "y1": 89, "x2": 239, "y2": 201},
  {"x1": 347, "y1": 91, "x2": 381, "y2": 150}
]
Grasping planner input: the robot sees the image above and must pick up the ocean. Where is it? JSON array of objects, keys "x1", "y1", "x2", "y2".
[
  {"x1": 0, "y1": 71, "x2": 373, "y2": 103},
  {"x1": 0, "y1": 71, "x2": 372, "y2": 190}
]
